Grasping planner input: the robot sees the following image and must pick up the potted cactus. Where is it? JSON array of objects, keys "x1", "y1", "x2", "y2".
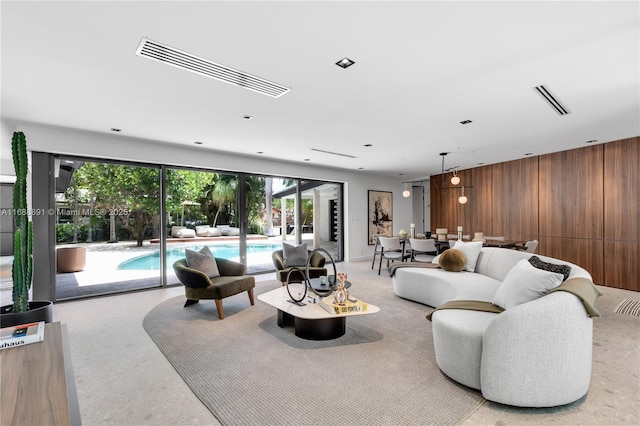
[{"x1": 0, "y1": 132, "x2": 52, "y2": 327}]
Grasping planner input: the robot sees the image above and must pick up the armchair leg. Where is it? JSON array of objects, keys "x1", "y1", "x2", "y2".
[
  {"x1": 184, "y1": 299, "x2": 199, "y2": 307},
  {"x1": 248, "y1": 288, "x2": 255, "y2": 305},
  {"x1": 215, "y1": 299, "x2": 224, "y2": 320}
]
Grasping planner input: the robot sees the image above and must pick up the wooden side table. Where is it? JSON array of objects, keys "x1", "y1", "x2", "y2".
[{"x1": 1, "y1": 322, "x2": 80, "y2": 425}]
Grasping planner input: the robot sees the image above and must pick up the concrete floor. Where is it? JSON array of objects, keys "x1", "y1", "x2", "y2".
[{"x1": 52, "y1": 260, "x2": 639, "y2": 426}]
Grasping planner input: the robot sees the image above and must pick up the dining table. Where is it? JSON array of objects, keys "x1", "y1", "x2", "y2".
[{"x1": 434, "y1": 238, "x2": 526, "y2": 253}]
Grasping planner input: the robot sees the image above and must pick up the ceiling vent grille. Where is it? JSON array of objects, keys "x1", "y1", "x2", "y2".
[
  {"x1": 533, "y1": 85, "x2": 570, "y2": 115},
  {"x1": 136, "y1": 38, "x2": 290, "y2": 98},
  {"x1": 311, "y1": 148, "x2": 356, "y2": 159}
]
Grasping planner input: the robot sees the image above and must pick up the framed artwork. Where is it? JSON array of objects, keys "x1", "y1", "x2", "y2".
[{"x1": 368, "y1": 190, "x2": 393, "y2": 245}]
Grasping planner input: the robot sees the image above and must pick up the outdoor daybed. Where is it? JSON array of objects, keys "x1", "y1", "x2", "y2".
[{"x1": 393, "y1": 246, "x2": 601, "y2": 407}]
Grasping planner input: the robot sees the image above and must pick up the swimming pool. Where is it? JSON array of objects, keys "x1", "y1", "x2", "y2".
[{"x1": 117, "y1": 242, "x2": 282, "y2": 270}]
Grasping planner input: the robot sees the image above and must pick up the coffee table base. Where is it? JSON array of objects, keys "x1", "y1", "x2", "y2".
[{"x1": 277, "y1": 309, "x2": 346, "y2": 340}]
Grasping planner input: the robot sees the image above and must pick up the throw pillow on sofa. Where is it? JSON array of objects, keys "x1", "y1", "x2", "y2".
[
  {"x1": 492, "y1": 258, "x2": 564, "y2": 309},
  {"x1": 439, "y1": 249, "x2": 467, "y2": 272},
  {"x1": 528, "y1": 255, "x2": 572, "y2": 281},
  {"x1": 185, "y1": 246, "x2": 220, "y2": 278},
  {"x1": 452, "y1": 240, "x2": 483, "y2": 272},
  {"x1": 283, "y1": 242, "x2": 308, "y2": 267}
]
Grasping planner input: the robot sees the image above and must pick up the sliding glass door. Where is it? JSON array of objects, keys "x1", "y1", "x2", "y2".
[
  {"x1": 54, "y1": 158, "x2": 161, "y2": 300},
  {"x1": 43, "y1": 155, "x2": 343, "y2": 301},
  {"x1": 164, "y1": 168, "x2": 240, "y2": 285}
]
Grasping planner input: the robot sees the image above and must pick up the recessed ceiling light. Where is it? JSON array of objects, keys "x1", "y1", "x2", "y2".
[
  {"x1": 110, "y1": 128, "x2": 121, "y2": 132},
  {"x1": 477, "y1": 162, "x2": 485, "y2": 165},
  {"x1": 364, "y1": 144, "x2": 373, "y2": 147},
  {"x1": 194, "y1": 141, "x2": 204, "y2": 145},
  {"x1": 398, "y1": 173, "x2": 404, "y2": 176},
  {"x1": 524, "y1": 152, "x2": 533, "y2": 156},
  {"x1": 358, "y1": 167, "x2": 364, "y2": 170},
  {"x1": 585, "y1": 139, "x2": 598, "y2": 144},
  {"x1": 460, "y1": 120, "x2": 473, "y2": 125},
  {"x1": 257, "y1": 151, "x2": 264, "y2": 154},
  {"x1": 335, "y1": 57, "x2": 355, "y2": 69},
  {"x1": 242, "y1": 115, "x2": 253, "y2": 120},
  {"x1": 304, "y1": 159, "x2": 310, "y2": 162}
]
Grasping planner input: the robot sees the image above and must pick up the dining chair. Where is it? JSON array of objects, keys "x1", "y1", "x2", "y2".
[
  {"x1": 370, "y1": 234, "x2": 385, "y2": 269},
  {"x1": 378, "y1": 236, "x2": 409, "y2": 275},
  {"x1": 409, "y1": 238, "x2": 437, "y2": 263},
  {"x1": 523, "y1": 240, "x2": 539, "y2": 253}
]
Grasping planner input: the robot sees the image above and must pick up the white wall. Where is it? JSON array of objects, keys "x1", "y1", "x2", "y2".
[
  {"x1": 2, "y1": 121, "x2": 414, "y2": 262},
  {"x1": 0, "y1": 119, "x2": 17, "y2": 181}
]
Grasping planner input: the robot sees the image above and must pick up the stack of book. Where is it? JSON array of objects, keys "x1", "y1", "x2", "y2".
[
  {"x1": 0, "y1": 321, "x2": 45, "y2": 351},
  {"x1": 320, "y1": 297, "x2": 368, "y2": 315}
]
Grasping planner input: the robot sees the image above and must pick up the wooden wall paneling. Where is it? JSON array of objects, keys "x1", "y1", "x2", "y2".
[
  {"x1": 604, "y1": 137, "x2": 640, "y2": 242},
  {"x1": 604, "y1": 241, "x2": 640, "y2": 291},
  {"x1": 429, "y1": 137, "x2": 637, "y2": 291},
  {"x1": 538, "y1": 237, "x2": 604, "y2": 284},
  {"x1": 510, "y1": 157, "x2": 538, "y2": 240},
  {"x1": 491, "y1": 162, "x2": 506, "y2": 238},
  {"x1": 492, "y1": 158, "x2": 538, "y2": 241},
  {"x1": 539, "y1": 145, "x2": 604, "y2": 239},
  {"x1": 470, "y1": 165, "x2": 493, "y2": 237},
  {"x1": 430, "y1": 177, "x2": 442, "y2": 234},
  {"x1": 430, "y1": 173, "x2": 459, "y2": 234}
]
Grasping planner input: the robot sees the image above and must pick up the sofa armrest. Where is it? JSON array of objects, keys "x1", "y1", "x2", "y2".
[
  {"x1": 480, "y1": 292, "x2": 593, "y2": 407},
  {"x1": 309, "y1": 251, "x2": 326, "y2": 268},
  {"x1": 272, "y1": 250, "x2": 286, "y2": 270},
  {"x1": 215, "y1": 257, "x2": 246, "y2": 276},
  {"x1": 173, "y1": 259, "x2": 213, "y2": 288}
]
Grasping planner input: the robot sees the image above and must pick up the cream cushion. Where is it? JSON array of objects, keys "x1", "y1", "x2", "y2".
[
  {"x1": 452, "y1": 240, "x2": 483, "y2": 272},
  {"x1": 492, "y1": 258, "x2": 564, "y2": 309},
  {"x1": 195, "y1": 225, "x2": 211, "y2": 237}
]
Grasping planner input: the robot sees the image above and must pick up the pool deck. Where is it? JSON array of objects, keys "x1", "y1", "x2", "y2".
[{"x1": 150, "y1": 234, "x2": 269, "y2": 244}]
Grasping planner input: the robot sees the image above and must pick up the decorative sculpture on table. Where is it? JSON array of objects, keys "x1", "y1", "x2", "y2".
[{"x1": 334, "y1": 272, "x2": 348, "y2": 305}]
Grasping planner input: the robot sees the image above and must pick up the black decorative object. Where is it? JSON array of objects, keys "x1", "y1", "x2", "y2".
[
  {"x1": 285, "y1": 267, "x2": 307, "y2": 305},
  {"x1": 306, "y1": 248, "x2": 337, "y2": 297}
]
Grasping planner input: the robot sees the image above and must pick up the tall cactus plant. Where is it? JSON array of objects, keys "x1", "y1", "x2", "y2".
[{"x1": 11, "y1": 131, "x2": 33, "y2": 313}]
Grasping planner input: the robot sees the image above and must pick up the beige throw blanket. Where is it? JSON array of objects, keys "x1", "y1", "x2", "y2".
[
  {"x1": 548, "y1": 277, "x2": 603, "y2": 318},
  {"x1": 426, "y1": 277, "x2": 602, "y2": 322},
  {"x1": 426, "y1": 300, "x2": 503, "y2": 321}
]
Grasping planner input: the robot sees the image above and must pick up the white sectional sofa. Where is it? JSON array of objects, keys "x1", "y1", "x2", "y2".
[{"x1": 393, "y1": 247, "x2": 598, "y2": 407}]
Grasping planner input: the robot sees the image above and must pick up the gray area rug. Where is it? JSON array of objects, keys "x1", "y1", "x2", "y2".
[{"x1": 143, "y1": 278, "x2": 485, "y2": 426}]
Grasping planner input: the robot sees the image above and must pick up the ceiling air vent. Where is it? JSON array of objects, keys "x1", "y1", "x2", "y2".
[
  {"x1": 135, "y1": 38, "x2": 290, "y2": 98},
  {"x1": 311, "y1": 148, "x2": 356, "y2": 159},
  {"x1": 533, "y1": 85, "x2": 570, "y2": 115}
]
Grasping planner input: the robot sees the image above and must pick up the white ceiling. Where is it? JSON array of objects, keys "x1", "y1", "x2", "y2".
[{"x1": 2, "y1": 1, "x2": 638, "y2": 180}]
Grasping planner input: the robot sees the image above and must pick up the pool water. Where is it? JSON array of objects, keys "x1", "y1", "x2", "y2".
[{"x1": 117, "y1": 242, "x2": 282, "y2": 270}]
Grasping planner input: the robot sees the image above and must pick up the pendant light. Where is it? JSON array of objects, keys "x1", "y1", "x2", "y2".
[
  {"x1": 402, "y1": 182, "x2": 411, "y2": 198},
  {"x1": 451, "y1": 171, "x2": 460, "y2": 185},
  {"x1": 458, "y1": 186, "x2": 468, "y2": 204}
]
